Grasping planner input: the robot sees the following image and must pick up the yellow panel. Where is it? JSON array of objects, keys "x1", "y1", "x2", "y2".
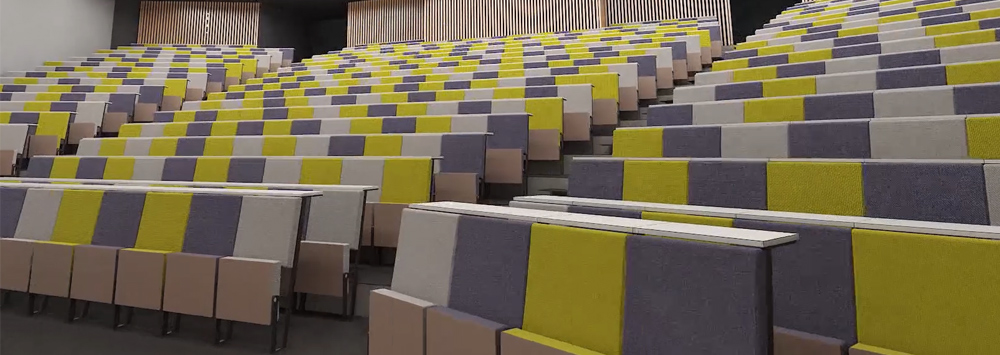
[
  {"x1": 493, "y1": 87, "x2": 524, "y2": 99},
  {"x1": 284, "y1": 88, "x2": 306, "y2": 97},
  {"x1": 50, "y1": 189, "x2": 103, "y2": 244},
  {"x1": 838, "y1": 25, "x2": 878, "y2": 37},
  {"x1": 526, "y1": 98, "x2": 563, "y2": 132},
  {"x1": 162, "y1": 123, "x2": 188, "y2": 137},
  {"x1": 935, "y1": 29, "x2": 997, "y2": 47},
  {"x1": 852, "y1": 229, "x2": 1000, "y2": 355},
  {"x1": 208, "y1": 121, "x2": 237, "y2": 136},
  {"x1": 622, "y1": 160, "x2": 688, "y2": 204},
  {"x1": 262, "y1": 136, "x2": 297, "y2": 156},
  {"x1": 915, "y1": 1, "x2": 954, "y2": 12},
  {"x1": 363, "y1": 134, "x2": 403, "y2": 156},
  {"x1": 339, "y1": 105, "x2": 368, "y2": 118},
  {"x1": 380, "y1": 92, "x2": 408, "y2": 103},
  {"x1": 970, "y1": 8, "x2": 1000, "y2": 20},
  {"x1": 415, "y1": 116, "x2": 452, "y2": 133},
  {"x1": 758, "y1": 44, "x2": 795, "y2": 56},
  {"x1": 712, "y1": 58, "x2": 750, "y2": 71},
  {"x1": 437, "y1": 90, "x2": 465, "y2": 101},
  {"x1": 471, "y1": 80, "x2": 498, "y2": 89},
  {"x1": 47, "y1": 85, "x2": 72, "y2": 93},
  {"x1": 736, "y1": 40, "x2": 769, "y2": 50},
  {"x1": 732, "y1": 66, "x2": 778, "y2": 82},
  {"x1": 50, "y1": 157, "x2": 81, "y2": 178},
  {"x1": 326, "y1": 86, "x2": 349, "y2": 95},
  {"x1": 172, "y1": 111, "x2": 196, "y2": 122},
  {"x1": 97, "y1": 138, "x2": 127, "y2": 156},
  {"x1": 612, "y1": 128, "x2": 662, "y2": 157},
  {"x1": 397, "y1": 103, "x2": 428, "y2": 116},
  {"x1": 498, "y1": 69, "x2": 525, "y2": 78},
  {"x1": 849, "y1": 344, "x2": 914, "y2": 355},
  {"x1": 931, "y1": 21, "x2": 982, "y2": 37},
  {"x1": 380, "y1": 158, "x2": 432, "y2": 203},
  {"x1": 24, "y1": 102, "x2": 52, "y2": 111},
  {"x1": 103, "y1": 157, "x2": 135, "y2": 180},
  {"x1": 199, "y1": 101, "x2": 222, "y2": 110},
  {"x1": 284, "y1": 97, "x2": 309, "y2": 107},
  {"x1": 766, "y1": 161, "x2": 864, "y2": 216},
  {"x1": 148, "y1": 138, "x2": 179, "y2": 156},
  {"x1": 418, "y1": 82, "x2": 445, "y2": 91},
  {"x1": 350, "y1": 118, "x2": 382, "y2": 134},
  {"x1": 288, "y1": 107, "x2": 315, "y2": 119},
  {"x1": 946, "y1": 60, "x2": 1000, "y2": 85},
  {"x1": 371, "y1": 84, "x2": 396, "y2": 94},
  {"x1": 744, "y1": 97, "x2": 805, "y2": 123},
  {"x1": 762, "y1": 77, "x2": 817, "y2": 97},
  {"x1": 966, "y1": 116, "x2": 1000, "y2": 159},
  {"x1": 262, "y1": 120, "x2": 293, "y2": 135},
  {"x1": 521, "y1": 223, "x2": 626, "y2": 355},
  {"x1": 641, "y1": 211, "x2": 734, "y2": 227},
  {"x1": 203, "y1": 137, "x2": 234, "y2": 156},
  {"x1": 134, "y1": 192, "x2": 192, "y2": 253},
  {"x1": 503, "y1": 330, "x2": 604, "y2": 355},
  {"x1": 787, "y1": 49, "x2": 833, "y2": 63},
  {"x1": 193, "y1": 157, "x2": 230, "y2": 182},
  {"x1": 879, "y1": 13, "x2": 920, "y2": 24},
  {"x1": 241, "y1": 99, "x2": 264, "y2": 109},
  {"x1": 12, "y1": 78, "x2": 39, "y2": 84}
]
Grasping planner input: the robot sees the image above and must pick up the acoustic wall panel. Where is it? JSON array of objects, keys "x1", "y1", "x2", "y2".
[
  {"x1": 138, "y1": 1, "x2": 259, "y2": 45},
  {"x1": 423, "y1": 0, "x2": 604, "y2": 42},
  {"x1": 347, "y1": 0, "x2": 425, "y2": 47},
  {"x1": 607, "y1": 0, "x2": 733, "y2": 45}
]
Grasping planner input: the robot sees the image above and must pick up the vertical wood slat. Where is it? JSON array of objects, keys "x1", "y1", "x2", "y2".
[
  {"x1": 422, "y1": 0, "x2": 603, "y2": 43},
  {"x1": 606, "y1": 0, "x2": 734, "y2": 45},
  {"x1": 137, "y1": 1, "x2": 259, "y2": 45},
  {"x1": 347, "y1": 0, "x2": 424, "y2": 47}
]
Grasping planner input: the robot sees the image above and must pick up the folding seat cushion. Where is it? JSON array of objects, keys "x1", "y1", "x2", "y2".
[
  {"x1": 862, "y1": 161, "x2": 990, "y2": 224},
  {"x1": 869, "y1": 117, "x2": 969, "y2": 159},
  {"x1": 852, "y1": 229, "x2": 1000, "y2": 355},
  {"x1": 215, "y1": 257, "x2": 282, "y2": 325},
  {"x1": 613, "y1": 128, "x2": 662, "y2": 158},
  {"x1": 721, "y1": 123, "x2": 789, "y2": 158},
  {"x1": 161, "y1": 157, "x2": 197, "y2": 181},
  {"x1": 294, "y1": 241, "x2": 349, "y2": 296},
  {"x1": 0, "y1": 187, "x2": 27, "y2": 238},
  {"x1": 426, "y1": 306, "x2": 507, "y2": 355},
  {"x1": 732, "y1": 220, "x2": 857, "y2": 344},
  {"x1": 521, "y1": 224, "x2": 626, "y2": 355},
  {"x1": 622, "y1": 160, "x2": 688, "y2": 204},
  {"x1": 567, "y1": 159, "x2": 621, "y2": 200},
  {"x1": 50, "y1": 189, "x2": 103, "y2": 245},
  {"x1": 341, "y1": 158, "x2": 384, "y2": 202},
  {"x1": 69, "y1": 245, "x2": 120, "y2": 304},
  {"x1": 328, "y1": 135, "x2": 366, "y2": 155},
  {"x1": 766, "y1": 161, "x2": 865, "y2": 216},
  {"x1": 14, "y1": 188, "x2": 62, "y2": 240},
  {"x1": 307, "y1": 190, "x2": 366, "y2": 247},
  {"x1": 448, "y1": 215, "x2": 532, "y2": 327},
  {"x1": 440, "y1": 134, "x2": 488, "y2": 174},
  {"x1": 234, "y1": 195, "x2": 301, "y2": 267},
  {"x1": 788, "y1": 119, "x2": 871, "y2": 158},
  {"x1": 134, "y1": 192, "x2": 192, "y2": 253},
  {"x1": 162, "y1": 253, "x2": 219, "y2": 318},
  {"x1": 391, "y1": 209, "x2": 461, "y2": 305},
  {"x1": 90, "y1": 190, "x2": 146, "y2": 248},
  {"x1": 227, "y1": 157, "x2": 266, "y2": 183},
  {"x1": 622, "y1": 235, "x2": 769, "y2": 355},
  {"x1": 987, "y1": 163, "x2": 999, "y2": 226},
  {"x1": 381, "y1": 158, "x2": 433, "y2": 204},
  {"x1": 114, "y1": 249, "x2": 168, "y2": 310},
  {"x1": 687, "y1": 160, "x2": 768, "y2": 210},
  {"x1": 369, "y1": 289, "x2": 435, "y2": 355},
  {"x1": 500, "y1": 329, "x2": 604, "y2": 355},
  {"x1": 0, "y1": 238, "x2": 34, "y2": 292},
  {"x1": 662, "y1": 126, "x2": 722, "y2": 158},
  {"x1": 775, "y1": 327, "x2": 849, "y2": 355},
  {"x1": 181, "y1": 193, "x2": 241, "y2": 256}
]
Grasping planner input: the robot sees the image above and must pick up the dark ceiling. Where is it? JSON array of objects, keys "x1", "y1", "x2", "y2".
[{"x1": 259, "y1": 0, "x2": 351, "y2": 19}]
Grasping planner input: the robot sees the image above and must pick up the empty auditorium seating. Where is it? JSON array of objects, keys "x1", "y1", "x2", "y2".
[{"x1": 4, "y1": 71, "x2": 211, "y2": 102}]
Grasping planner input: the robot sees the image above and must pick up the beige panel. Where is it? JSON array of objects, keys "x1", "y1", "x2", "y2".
[
  {"x1": 347, "y1": 0, "x2": 425, "y2": 47},
  {"x1": 138, "y1": 1, "x2": 259, "y2": 45},
  {"x1": 424, "y1": 0, "x2": 603, "y2": 42},
  {"x1": 606, "y1": 0, "x2": 733, "y2": 45}
]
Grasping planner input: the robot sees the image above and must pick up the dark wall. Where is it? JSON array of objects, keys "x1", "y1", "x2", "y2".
[
  {"x1": 258, "y1": 1, "x2": 313, "y2": 61},
  {"x1": 308, "y1": 18, "x2": 348, "y2": 56},
  {"x1": 731, "y1": 0, "x2": 801, "y2": 43},
  {"x1": 111, "y1": 0, "x2": 141, "y2": 48}
]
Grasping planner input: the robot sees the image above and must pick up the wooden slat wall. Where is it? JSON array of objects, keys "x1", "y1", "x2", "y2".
[
  {"x1": 138, "y1": 1, "x2": 259, "y2": 45},
  {"x1": 347, "y1": 0, "x2": 424, "y2": 47},
  {"x1": 606, "y1": 0, "x2": 734, "y2": 45},
  {"x1": 423, "y1": 0, "x2": 603, "y2": 42}
]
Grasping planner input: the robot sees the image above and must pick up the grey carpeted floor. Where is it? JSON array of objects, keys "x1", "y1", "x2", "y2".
[{"x1": 1, "y1": 297, "x2": 370, "y2": 355}]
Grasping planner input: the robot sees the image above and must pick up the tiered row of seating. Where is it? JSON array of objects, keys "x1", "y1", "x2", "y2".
[{"x1": 355, "y1": 2, "x2": 997, "y2": 355}]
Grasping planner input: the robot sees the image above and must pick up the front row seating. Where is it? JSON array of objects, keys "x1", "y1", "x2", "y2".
[{"x1": 0, "y1": 183, "x2": 319, "y2": 351}]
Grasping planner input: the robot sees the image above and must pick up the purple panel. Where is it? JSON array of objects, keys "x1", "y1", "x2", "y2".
[
  {"x1": 623, "y1": 235, "x2": 768, "y2": 355},
  {"x1": 289, "y1": 120, "x2": 321, "y2": 135},
  {"x1": 50, "y1": 102, "x2": 78, "y2": 112},
  {"x1": 367, "y1": 104, "x2": 397, "y2": 117},
  {"x1": 186, "y1": 122, "x2": 213, "y2": 136},
  {"x1": 262, "y1": 108, "x2": 289, "y2": 120},
  {"x1": 262, "y1": 98, "x2": 286, "y2": 108},
  {"x1": 832, "y1": 43, "x2": 880, "y2": 58},
  {"x1": 954, "y1": 83, "x2": 1000, "y2": 114},
  {"x1": 524, "y1": 86, "x2": 557, "y2": 98},
  {"x1": 881, "y1": 7, "x2": 915, "y2": 16},
  {"x1": 647, "y1": 104, "x2": 694, "y2": 126},
  {"x1": 575, "y1": 58, "x2": 602, "y2": 67},
  {"x1": 834, "y1": 34, "x2": 878, "y2": 47},
  {"x1": 723, "y1": 49, "x2": 759, "y2": 60},
  {"x1": 661, "y1": 126, "x2": 721, "y2": 158},
  {"x1": 628, "y1": 56, "x2": 658, "y2": 77},
  {"x1": 548, "y1": 54, "x2": 571, "y2": 61},
  {"x1": 731, "y1": 220, "x2": 857, "y2": 344},
  {"x1": 846, "y1": 7, "x2": 879, "y2": 16},
  {"x1": 402, "y1": 75, "x2": 426, "y2": 83},
  {"x1": 175, "y1": 137, "x2": 207, "y2": 156},
  {"x1": 330, "y1": 95, "x2": 357, "y2": 105},
  {"x1": 382, "y1": 116, "x2": 416, "y2": 133},
  {"x1": 90, "y1": 191, "x2": 146, "y2": 248},
  {"x1": 981, "y1": 17, "x2": 1000, "y2": 29},
  {"x1": 395, "y1": 83, "x2": 420, "y2": 92},
  {"x1": 804, "y1": 93, "x2": 875, "y2": 120},
  {"x1": 440, "y1": 134, "x2": 487, "y2": 175},
  {"x1": 304, "y1": 88, "x2": 327, "y2": 96},
  {"x1": 788, "y1": 120, "x2": 871, "y2": 158},
  {"x1": 863, "y1": 162, "x2": 990, "y2": 224},
  {"x1": 918, "y1": 7, "x2": 962, "y2": 18},
  {"x1": 801, "y1": 31, "x2": 839, "y2": 42},
  {"x1": 717, "y1": 82, "x2": 763, "y2": 101},
  {"x1": 567, "y1": 159, "x2": 623, "y2": 200},
  {"x1": 407, "y1": 91, "x2": 436, "y2": 102},
  {"x1": 458, "y1": 101, "x2": 492, "y2": 114},
  {"x1": 485, "y1": 114, "x2": 529, "y2": 150},
  {"x1": 878, "y1": 49, "x2": 941, "y2": 69},
  {"x1": 348, "y1": 86, "x2": 372, "y2": 94},
  {"x1": 922, "y1": 13, "x2": 971, "y2": 26},
  {"x1": 525, "y1": 76, "x2": 556, "y2": 86},
  {"x1": 520, "y1": 62, "x2": 546, "y2": 70},
  {"x1": 181, "y1": 194, "x2": 241, "y2": 256},
  {"x1": 161, "y1": 157, "x2": 197, "y2": 181},
  {"x1": 327, "y1": 136, "x2": 365, "y2": 156},
  {"x1": 194, "y1": 111, "x2": 218, "y2": 122},
  {"x1": 444, "y1": 81, "x2": 472, "y2": 90},
  {"x1": 0, "y1": 187, "x2": 27, "y2": 238},
  {"x1": 60, "y1": 93, "x2": 87, "y2": 101},
  {"x1": 448, "y1": 215, "x2": 531, "y2": 328},
  {"x1": 236, "y1": 121, "x2": 265, "y2": 135},
  {"x1": 473, "y1": 71, "x2": 499, "y2": 80},
  {"x1": 70, "y1": 86, "x2": 96, "y2": 93},
  {"x1": 688, "y1": 160, "x2": 768, "y2": 209},
  {"x1": 153, "y1": 112, "x2": 174, "y2": 122},
  {"x1": 23, "y1": 156, "x2": 53, "y2": 177},
  {"x1": 226, "y1": 158, "x2": 266, "y2": 183},
  {"x1": 748, "y1": 55, "x2": 789, "y2": 67},
  {"x1": 566, "y1": 205, "x2": 642, "y2": 219},
  {"x1": 806, "y1": 24, "x2": 842, "y2": 34},
  {"x1": 75, "y1": 157, "x2": 107, "y2": 179},
  {"x1": 876, "y1": 66, "x2": 947, "y2": 89}
]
